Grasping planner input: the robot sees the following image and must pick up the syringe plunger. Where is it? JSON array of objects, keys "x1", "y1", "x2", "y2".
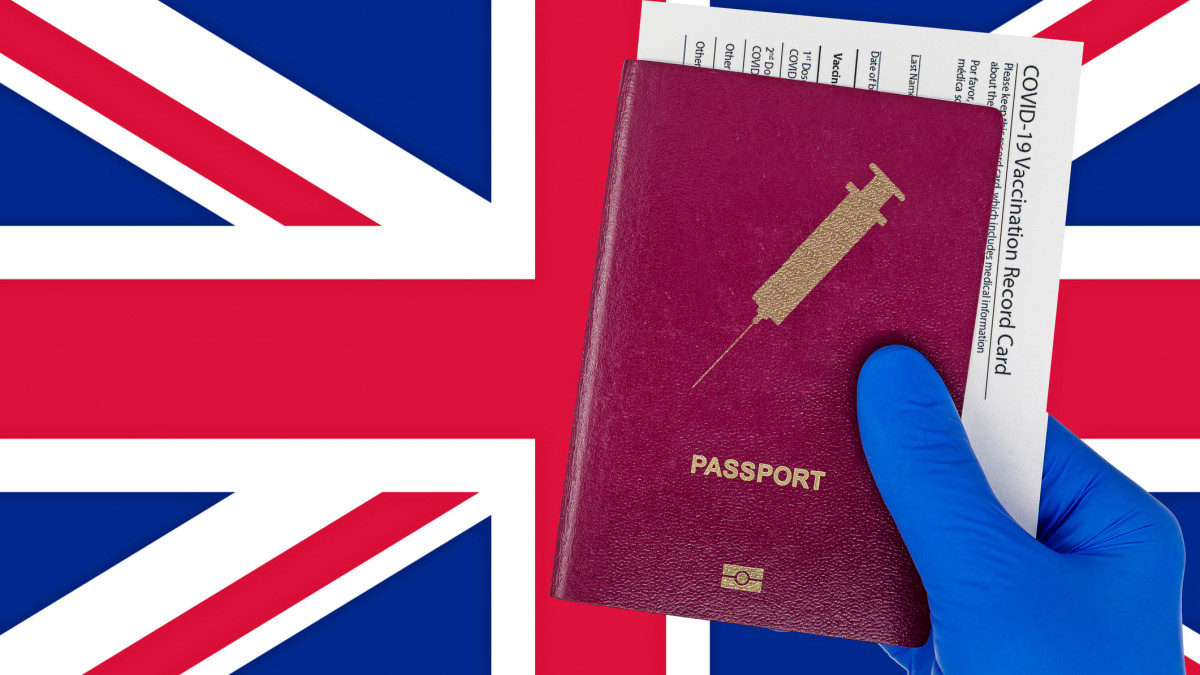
[{"x1": 752, "y1": 163, "x2": 904, "y2": 325}]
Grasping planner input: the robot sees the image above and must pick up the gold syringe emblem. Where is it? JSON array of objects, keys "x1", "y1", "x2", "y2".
[{"x1": 693, "y1": 163, "x2": 905, "y2": 388}]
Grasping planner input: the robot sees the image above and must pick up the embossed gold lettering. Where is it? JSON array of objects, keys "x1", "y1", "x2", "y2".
[
  {"x1": 723, "y1": 458, "x2": 739, "y2": 479},
  {"x1": 756, "y1": 463, "x2": 774, "y2": 483},
  {"x1": 688, "y1": 455, "x2": 827, "y2": 490},
  {"x1": 740, "y1": 461, "x2": 755, "y2": 481},
  {"x1": 704, "y1": 456, "x2": 721, "y2": 476},
  {"x1": 772, "y1": 465, "x2": 791, "y2": 486}
]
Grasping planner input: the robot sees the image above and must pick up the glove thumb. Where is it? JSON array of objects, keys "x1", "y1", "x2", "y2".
[{"x1": 857, "y1": 345, "x2": 1030, "y2": 591}]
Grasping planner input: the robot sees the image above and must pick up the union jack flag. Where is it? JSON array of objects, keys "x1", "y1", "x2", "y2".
[{"x1": 0, "y1": 0, "x2": 1196, "y2": 673}]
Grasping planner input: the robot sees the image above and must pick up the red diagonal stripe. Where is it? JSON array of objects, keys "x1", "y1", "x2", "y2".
[
  {"x1": 1036, "y1": 0, "x2": 1189, "y2": 64},
  {"x1": 85, "y1": 491, "x2": 474, "y2": 675},
  {"x1": 0, "y1": 1, "x2": 375, "y2": 226}
]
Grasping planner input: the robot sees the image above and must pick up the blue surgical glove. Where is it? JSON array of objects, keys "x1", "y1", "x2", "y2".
[{"x1": 856, "y1": 345, "x2": 1185, "y2": 674}]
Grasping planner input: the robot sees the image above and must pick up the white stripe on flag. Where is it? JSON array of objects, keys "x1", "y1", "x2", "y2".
[
  {"x1": 10, "y1": 0, "x2": 482, "y2": 226},
  {"x1": 0, "y1": 0, "x2": 536, "y2": 279},
  {"x1": 0, "y1": 439, "x2": 536, "y2": 674},
  {"x1": 0, "y1": 52, "x2": 277, "y2": 229},
  {"x1": 185, "y1": 496, "x2": 494, "y2": 674},
  {"x1": 1003, "y1": 3, "x2": 1200, "y2": 278},
  {"x1": 1070, "y1": 0, "x2": 1200, "y2": 159},
  {"x1": 666, "y1": 616, "x2": 711, "y2": 675},
  {"x1": 1184, "y1": 626, "x2": 1200, "y2": 664},
  {"x1": 1062, "y1": 226, "x2": 1200, "y2": 279},
  {"x1": 0, "y1": 490, "x2": 377, "y2": 674},
  {"x1": 1090, "y1": 438, "x2": 1200, "y2": 491},
  {"x1": 994, "y1": 0, "x2": 1091, "y2": 37},
  {"x1": 995, "y1": 0, "x2": 1200, "y2": 161},
  {"x1": 1005, "y1": 2, "x2": 1200, "y2": 278}
]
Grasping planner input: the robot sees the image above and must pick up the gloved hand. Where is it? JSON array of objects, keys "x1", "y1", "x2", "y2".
[{"x1": 856, "y1": 345, "x2": 1185, "y2": 674}]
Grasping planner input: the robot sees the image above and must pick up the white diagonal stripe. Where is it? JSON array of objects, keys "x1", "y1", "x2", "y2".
[
  {"x1": 1183, "y1": 626, "x2": 1200, "y2": 663},
  {"x1": 1000, "y1": 2, "x2": 1200, "y2": 280},
  {"x1": 0, "y1": 1, "x2": 534, "y2": 278},
  {"x1": 994, "y1": 0, "x2": 1091, "y2": 37},
  {"x1": 0, "y1": 489, "x2": 376, "y2": 674},
  {"x1": 11, "y1": 0, "x2": 475, "y2": 223},
  {"x1": 0, "y1": 439, "x2": 535, "y2": 674},
  {"x1": 995, "y1": 0, "x2": 1200, "y2": 161},
  {"x1": 0, "y1": 54, "x2": 277, "y2": 229},
  {"x1": 186, "y1": 496, "x2": 494, "y2": 674},
  {"x1": 1000, "y1": 3, "x2": 1200, "y2": 279},
  {"x1": 1070, "y1": 1, "x2": 1200, "y2": 159}
]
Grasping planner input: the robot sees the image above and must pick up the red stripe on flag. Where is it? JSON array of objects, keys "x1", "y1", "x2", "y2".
[
  {"x1": 0, "y1": 1, "x2": 375, "y2": 226},
  {"x1": 1187, "y1": 656, "x2": 1200, "y2": 674},
  {"x1": 85, "y1": 492, "x2": 473, "y2": 675},
  {"x1": 1036, "y1": 0, "x2": 1188, "y2": 64},
  {"x1": 1050, "y1": 280, "x2": 1200, "y2": 438}
]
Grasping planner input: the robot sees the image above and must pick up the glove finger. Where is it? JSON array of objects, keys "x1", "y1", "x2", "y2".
[{"x1": 857, "y1": 345, "x2": 1030, "y2": 590}]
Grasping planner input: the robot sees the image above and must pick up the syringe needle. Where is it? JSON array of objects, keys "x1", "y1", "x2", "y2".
[{"x1": 693, "y1": 317, "x2": 760, "y2": 388}]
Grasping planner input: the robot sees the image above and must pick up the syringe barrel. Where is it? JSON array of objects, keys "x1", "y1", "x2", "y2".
[{"x1": 752, "y1": 164, "x2": 904, "y2": 325}]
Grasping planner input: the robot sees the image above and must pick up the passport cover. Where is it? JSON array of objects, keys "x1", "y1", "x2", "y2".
[{"x1": 552, "y1": 60, "x2": 1003, "y2": 647}]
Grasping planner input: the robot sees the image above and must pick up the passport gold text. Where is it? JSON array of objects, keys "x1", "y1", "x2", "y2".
[{"x1": 690, "y1": 454, "x2": 826, "y2": 490}]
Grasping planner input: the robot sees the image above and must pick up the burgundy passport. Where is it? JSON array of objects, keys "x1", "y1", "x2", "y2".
[{"x1": 552, "y1": 60, "x2": 1002, "y2": 647}]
